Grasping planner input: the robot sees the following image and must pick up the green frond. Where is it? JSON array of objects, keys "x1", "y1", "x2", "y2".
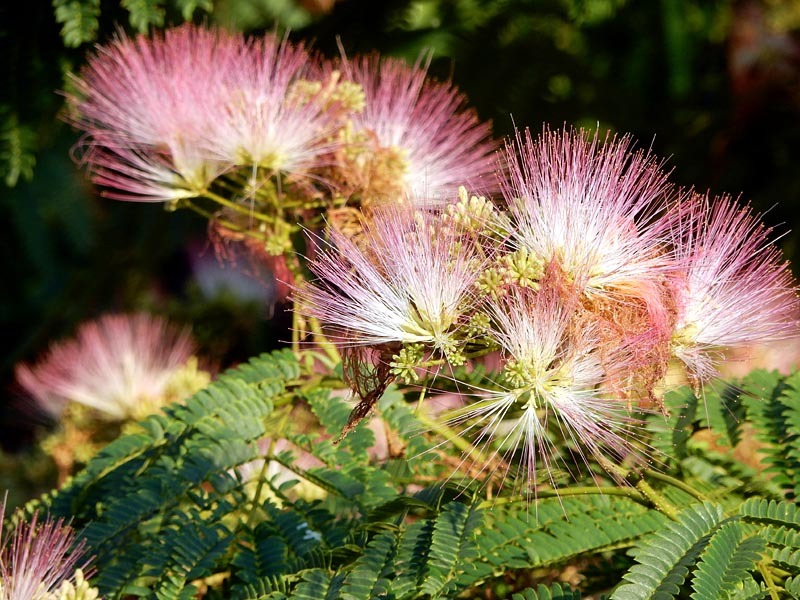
[
  {"x1": 41, "y1": 351, "x2": 299, "y2": 597},
  {"x1": 0, "y1": 111, "x2": 36, "y2": 186},
  {"x1": 171, "y1": 0, "x2": 212, "y2": 20},
  {"x1": 339, "y1": 531, "x2": 397, "y2": 600},
  {"x1": 376, "y1": 386, "x2": 432, "y2": 459},
  {"x1": 366, "y1": 495, "x2": 437, "y2": 524},
  {"x1": 264, "y1": 502, "x2": 326, "y2": 562},
  {"x1": 690, "y1": 521, "x2": 766, "y2": 600},
  {"x1": 611, "y1": 502, "x2": 725, "y2": 600},
  {"x1": 52, "y1": 0, "x2": 100, "y2": 46},
  {"x1": 419, "y1": 500, "x2": 485, "y2": 597},
  {"x1": 289, "y1": 569, "x2": 345, "y2": 600},
  {"x1": 784, "y1": 574, "x2": 800, "y2": 597},
  {"x1": 760, "y1": 525, "x2": 800, "y2": 549},
  {"x1": 480, "y1": 495, "x2": 667, "y2": 572},
  {"x1": 511, "y1": 583, "x2": 582, "y2": 599},
  {"x1": 770, "y1": 545, "x2": 800, "y2": 572},
  {"x1": 740, "y1": 498, "x2": 800, "y2": 528},
  {"x1": 229, "y1": 574, "x2": 293, "y2": 600},
  {"x1": 122, "y1": 0, "x2": 165, "y2": 31},
  {"x1": 392, "y1": 518, "x2": 436, "y2": 599},
  {"x1": 303, "y1": 388, "x2": 375, "y2": 457},
  {"x1": 647, "y1": 386, "x2": 699, "y2": 463},
  {"x1": 697, "y1": 383, "x2": 747, "y2": 449},
  {"x1": 728, "y1": 577, "x2": 768, "y2": 600},
  {"x1": 740, "y1": 370, "x2": 800, "y2": 500},
  {"x1": 777, "y1": 371, "x2": 800, "y2": 498}
]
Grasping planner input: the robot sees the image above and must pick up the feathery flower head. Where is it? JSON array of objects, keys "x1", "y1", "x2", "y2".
[
  {"x1": 67, "y1": 24, "x2": 239, "y2": 200},
  {"x1": 296, "y1": 204, "x2": 483, "y2": 364},
  {"x1": 203, "y1": 36, "x2": 343, "y2": 174},
  {"x1": 445, "y1": 286, "x2": 642, "y2": 493},
  {"x1": 15, "y1": 313, "x2": 203, "y2": 421},
  {"x1": 503, "y1": 127, "x2": 676, "y2": 301},
  {"x1": 670, "y1": 193, "x2": 799, "y2": 380},
  {"x1": 0, "y1": 500, "x2": 96, "y2": 600},
  {"x1": 334, "y1": 53, "x2": 498, "y2": 204}
]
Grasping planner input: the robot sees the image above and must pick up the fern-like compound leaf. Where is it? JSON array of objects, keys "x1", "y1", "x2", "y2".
[
  {"x1": 511, "y1": 583, "x2": 582, "y2": 599},
  {"x1": 728, "y1": 577, "x2": 768, "y2": 600},
  {"x1": 392, "y1": 518, "x2": 436, "y2": 599},
  {"x1": 784, "y1": 574, "x2": 800, "y2": 597},
  {"x1": 611, "y1": 502, "x2": 725, "y2": 600},
  {"x1": 289, "y1": 569, "x2": 345, "y2": 600},
  {"x1": 740, "y1": 498, "x2": 800, "y2": 528},
  {"x1": 419, "y1": 500, "x2": 485, "y2": 597},
  {"x1": 740, "y1": 370, "x2": 800, "y2": 501},
  {"x1": 52, "y1": 0, "x2": 100, "y2": 46},
  {"x1": 121, "y1": 0, "x2": 165, "y2": 31},
  {"x1": 339, "y1": 531, "x2": 397, "y2": 600},
  {"x1": 172, "y1": 0, "x2": 212, "y2": 20},
  {"x1": 690, "y1": 521, "x2": 766, "y2": 600}
]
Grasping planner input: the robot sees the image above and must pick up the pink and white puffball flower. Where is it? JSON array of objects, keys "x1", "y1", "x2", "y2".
[
  {"x1": 503, "y1": 127, "x2": 677, "y2": 304},
  {"x1": 670, "y1": 194, "x2": 799, "y2": 381},
  {"x1": 203, "y1": 35, "x2": 340, "y2": 177},
  {"x1": 15, "y1": 313, "x2": 199, "y2": 421},
  {"x1": 444, "y1": 288, "x2": 642, "y2": 493},
  {"x1": 295, "y1": 206, "x2": 481, "y2": 358},
  {"x1": 0, "y1": 499, "x2": 96, "y2": 600},
  {"x1": 339, "y1": 53, "x2": 498, "y2": 202},
  {"x1": 67, "y1": 25, "x2": 240, "y2": 201}
]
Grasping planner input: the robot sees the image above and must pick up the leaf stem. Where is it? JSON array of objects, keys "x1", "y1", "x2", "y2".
[
  {"x1": 203, "y1": 189, "x2": 274, "y2": 223},
  {"x1": 644, "y1": 469, "x2": 708, "y2": 502}
]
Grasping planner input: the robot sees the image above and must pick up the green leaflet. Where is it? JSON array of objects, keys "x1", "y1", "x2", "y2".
[
  {"x1": 612, "y1": 503, "x2": 726, "y2": 600},
  {"x1": 511, "y1": 583, "x2": 583, "y2": 600},
  {"x1": 690, "y1": 522, "x2": 765, "y2": 600}
]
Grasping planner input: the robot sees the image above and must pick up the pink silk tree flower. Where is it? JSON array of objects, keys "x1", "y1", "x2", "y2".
[
  {"x1": 443, "y1": 288, "x2": 642, "y2": 495},
  {"x1": 202, "y1": 35, "x2": 340, "y2": 176},
  {"x1": 67, "y1": 25, "x2": 241, "y2": 200},
  {"x1": 337, "y1": 53, "x2": 498, "y2": 203},
  {"x1": 0, "y1": 501, "x2": 94, "y2": 600},
  {"x1": 295, "y1": 206, "x2": 481, "y2": 356},
  {"x1": 78, "y1": 137, "x2": 216, "y2": 202},
  {"x1": 503, "y1": 127, "x2": 678, "y2": 305},
  {"x1": 670, "y1": 194, "x2": 800, "y2": 381},
  {"x1": 15, "y1": 313, "x2": 198, "y2": 421}
]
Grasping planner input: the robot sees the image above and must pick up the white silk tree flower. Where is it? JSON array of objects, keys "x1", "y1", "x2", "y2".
[
  {"x1": 67, "y1": 24, "x2": 239, "y2": 200},
  {"x1": 443, "y1": 288, "x2": 643, "y2": 494},
  {"x1": 202, "y1": 35, "x2": 341, "y2": 175}
]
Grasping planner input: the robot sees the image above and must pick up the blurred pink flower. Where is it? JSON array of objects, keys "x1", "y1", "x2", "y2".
[
  {"x1": 0, "y1": 500, "x2": 93, "y2": 600},
  {"x1": 68, "y1": 24, "x2": 239, "y2": 200},
  {"x1": 670, "y1": 194, "x2": 799, "y2": 379},
  {"x1": 15, "y1": 313, "x2": 197, "y2": 421},
  {"x1": 339, "y1": 53, "x2": 498, "y2": 201}
]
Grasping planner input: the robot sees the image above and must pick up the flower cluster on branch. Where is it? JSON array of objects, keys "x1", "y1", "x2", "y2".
[{"x1": 63, "y1": 24, "x2": 800, "y2": 494}]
